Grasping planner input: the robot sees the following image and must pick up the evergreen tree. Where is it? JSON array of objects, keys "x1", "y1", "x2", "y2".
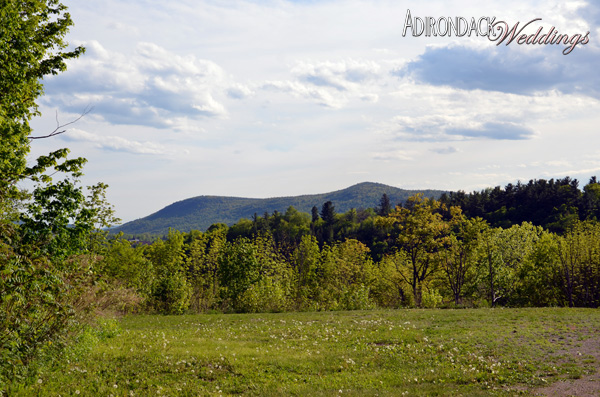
[
  {"x1": 377, "y1": 193, "x2": 392, "y2": 216},
  {"x1": 320, "y1": 201, "x2": 336, "y2": 243},
  {"x1": 320, "y1": 201, "x2": 336, "y2": 225},
  {"x1": 311, "y1": 206, "x2": 319, "y2": 223}
]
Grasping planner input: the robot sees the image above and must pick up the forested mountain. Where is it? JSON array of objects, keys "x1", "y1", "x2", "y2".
[{"x1": 113, "y1": 182, "x2": 445, "y2": 235}]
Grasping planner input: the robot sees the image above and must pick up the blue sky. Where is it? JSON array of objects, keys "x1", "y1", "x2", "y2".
[{"x1": 28, "y1": 0, "x2": 600, "y2": 223}]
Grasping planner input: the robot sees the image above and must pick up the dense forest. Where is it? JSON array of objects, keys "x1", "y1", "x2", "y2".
[
  {"x1": 105, "y1": 177, "x2": 600, "y2": 317},
  {"x1": 439, "y1": 176, "x2": 600, "y2": 233}
]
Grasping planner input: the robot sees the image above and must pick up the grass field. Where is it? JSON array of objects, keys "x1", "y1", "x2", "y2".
[{"x1": 12, "y1": 308, "x2": 600, "y2": 396}]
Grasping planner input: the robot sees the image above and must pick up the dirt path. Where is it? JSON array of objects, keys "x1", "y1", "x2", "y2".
[{"x1": 534, "y1": 333, "x2": 600, "y2": 396}]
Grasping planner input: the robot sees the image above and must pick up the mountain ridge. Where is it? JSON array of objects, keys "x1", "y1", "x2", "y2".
[{"x1": 114, "y1": 182, "x2": 446, "y2": 235}]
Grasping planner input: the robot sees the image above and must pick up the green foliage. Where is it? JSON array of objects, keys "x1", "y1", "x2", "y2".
[
  {"x1": 226, "y1": 218, "x2": 253, "y2": 241},
  {"x1": 1, "y1": 155, "x2": 117, "y2": 386},
  {"x1": 370, "y1": 253, "x2": 407, "y2": 307},
  {"x1": 377, "y1": 193, "x2": 392, "y2": 216},
  {"x1": 0, "y1": 0, "x2": 84, "y2": 200},
  {"x1": 555, "y1": 220, "x2": 600, "y2": 307},
  {"x1": 514, "y1": 231, "x2": 562, "y2": 307},
  {"x1": 218, "y1": 238, "x2": 262, "y2": 312},
  {"x1": 439, "y1": 210, "x2": 488, "y2": 305},
  {"x1": 217, "y1": 235, "x2": 294, "y2": 313},
  {"x1": 330, "y1": 239, "x2": 375, "y2": 308},
  {"x1": 187, "y1": 227, "x2": 226, "y2": 312},
  {"x1": 103, "y1": 195, "x2": 600, "y2": 313},
  {"x1": 441, "y1": 177, "x2": 600, "y2": 233},
  {"x1": 0, "y1": 5, "x2": 95, "y2": 384},
  {"x1": 292, "y1": 235, "x2": 322, "y2": 308},
  {"x1": 392, "y1": 194, "x2": 449, "y2": 307},
  {"x1": 237, "y1": 277, "x2": 289, "y2": 313},
  {"x1": 0, "y1": 250, "x2": 94, "y2": 384},
  {"x1": 18, "y1": 152, "x2": 116, "y2": 261},
  {"x1": 151, "y1": 272, "x2": 192, "y2": 315},
  {"x1": 271, "y1": 206, "x2": 311, "y2": 253},
  {"x1": 306, "y1": 239, "x2": 377, "y2": 311},
  {"x1": 147, "y1": 230, "x2": 191, "y2": 314},
  {"x1": 99, "y1": 235, "x2": 152, "y2": 294},
  {"x1": 476, "y1": 222, "x2": 544, "y2": 307},
  {"x1": 421, "y1": 287, "x2": 443, "y2": 308}
]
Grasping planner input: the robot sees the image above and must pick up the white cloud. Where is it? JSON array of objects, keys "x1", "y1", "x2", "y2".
[
  {"x1": 227, "y1": 84, "x2": 254, "y2": 99},
  {"x1": 261, "y1": 59, "x2": 383, "y2": 108},
  {"x1": 63, "y1": 129, "x2": 168, "y2": 155},
  {"x1": 371, "y1": 150, "x2": 414, "y2": 161},
  {"x1": 262, "y1": 80, "x2": 347, "y2": 108},
  {"x1": 430, "y1": 146, "x2": 459, "y2": 154},
  {"x1": 376, "y1": 83, "x2": 598, "y2": 142},
  {"x1": 43, "y1": 40, "x2": 232, "y2": 130},
  {"x1": 292, "y1": 59, "x2": 381, "y2": 90}
]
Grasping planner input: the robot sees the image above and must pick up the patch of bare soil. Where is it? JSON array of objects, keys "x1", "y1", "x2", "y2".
[{"x1": 534, "y1": 332, "x2": 600, "y2": 396}]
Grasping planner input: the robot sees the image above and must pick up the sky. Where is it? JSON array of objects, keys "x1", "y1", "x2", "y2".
[{"x1": 28, "y1": 0, "x2": 600, "y2": 224}]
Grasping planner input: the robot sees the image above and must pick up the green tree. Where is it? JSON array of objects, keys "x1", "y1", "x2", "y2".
[
  {"x1": 218, "y1": 238, "x2": 261, "y2": 312},
  {"x1": 292, "y1": 235, "x2": 322, "y2": 309},
  {"x1": 371, "y1": 252, "x2": 407, "y2": 307},
  {"x1": 238, "y1": 235, "x2": 293, "y2": 313},
  {"x1": 320, "y1": 200, "x2": 336, "y2": 243},
  {"x1": 439, "y1": 209, "x2": 486, "y2": 305},
  {"x1": 0, "y1": 2, "x2": 125, "y2": 387},
  {"x1": 227, "y1": 218, "x2": 253, "y2": 240},
  {"x1": 187, "y1": 227, "x2": 227, "y2": 312},
  {"x1": 377, "y1": 193, "x2": 392, "y2": 216},
  {"x1": 477, "y1": 222, "x2": 542, "y2": 306},
  {"x1": 0, "y1": 159, "x2": 117, "y2": 384},
  {"x1": 0, "y1": 0, "x2": 84, "y2": 203},
  {"x1": 582, "y1": 177, "x2": 600, "y2": 220},
  {"x1": 515, "y1": 230, "x2": 561, "y2": 307},
  {"x1": 391, "y1": 194, "x2": 448, "y2": 307},
  {"x1": 556, "y1": 221, "x2": 600, "y2": 307},
  {"x1": 268, "y1": 206, "x2": 311, "y2": 256},
  {"x1": 327, "y1": 239, "x2": 376, "y2": 310},
  {"x1": 147, "y1": 230, "x2": 191, "y2": 314},
  {"x1": 99, "y1": 235, "x2": 152, "y2": 295},
  {"x1": 311, "y1": 206, "x2": 319, "y2": 223}
]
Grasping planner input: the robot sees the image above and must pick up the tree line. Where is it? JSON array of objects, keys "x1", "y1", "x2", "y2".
[
  {"x1": 439, "y1": 176, "x2": 600, "y2": 232},
  {"x1": 106, "y1": 191, "x2": 600, "y2": 315}
]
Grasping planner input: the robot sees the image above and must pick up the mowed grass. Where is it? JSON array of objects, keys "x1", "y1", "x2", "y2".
[{"x1": 18, "y1": 308, "x2": 600, "y2": 396}]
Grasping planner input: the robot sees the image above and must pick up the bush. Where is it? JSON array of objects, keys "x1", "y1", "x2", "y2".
[
  {"x1": 238, "y1": 278, "x2": 290, "y2": 313},
  {"x1": 152, "y1": 273, "x2": 192, "y2": 314},
  {"x1": 422, "y1": 288, "x2": 443, "y2": 308},
  {"x1": 340, "y1": 285, "x2": 375, "y2": 310},
  {"x1": 0, "y1": 251, "x2": 96, "y2": 388}
]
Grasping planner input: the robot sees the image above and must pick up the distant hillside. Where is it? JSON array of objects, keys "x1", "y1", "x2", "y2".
[{"x1": 113, "y1": 182, "x2": 446, "y2": 235}]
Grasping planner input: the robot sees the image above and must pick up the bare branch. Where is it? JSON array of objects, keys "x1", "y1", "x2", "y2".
[{"x1": 28, "y1": 105, "x2": 94, "y2": 140}]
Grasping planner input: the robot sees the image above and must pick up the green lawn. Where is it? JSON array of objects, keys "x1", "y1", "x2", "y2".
[{"x1": 14, "y1": 308, "x2": 600, "y2": 396}]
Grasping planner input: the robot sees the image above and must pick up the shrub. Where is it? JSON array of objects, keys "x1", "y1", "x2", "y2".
[{"x1": 152, "y1": 273, "x2": 192, "y2": 315}]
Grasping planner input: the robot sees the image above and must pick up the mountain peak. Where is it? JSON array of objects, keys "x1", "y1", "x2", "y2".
[{"x1": 114, "y1": 182, "x2": 445, "y2": 235}]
